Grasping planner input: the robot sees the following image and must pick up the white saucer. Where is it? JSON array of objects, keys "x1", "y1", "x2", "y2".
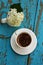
[{"x1": 10, "y1": 28, "x2": 37, "y2": 55}]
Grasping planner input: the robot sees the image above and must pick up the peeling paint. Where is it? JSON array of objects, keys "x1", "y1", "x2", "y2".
[
  {"x1": 41, "y1": 54, "x2": 43, "y2": 57},
  {"x1": 29, "y1": 0, "x2": 33, "y2": 3},
  {"x1": 33, "y1": 0, "x2": 38, "y2": 31},
  {"x1": 0, "y1": 34, "x2": 11, "y2": 39},
  {"x1": 25, "y1": 6, "x2": 30, "y2": 25},
  {"x1": 8, "y1": 0, "x2": 12, "y2": 4},
  {"x1": 35, "y1": 1, "x2": 43, "y2": 36},
  {"x1": 29, "y1": 25, "x2": 32, "y2": 30},
  {"x1": 27, "y1": 55, "x2": 32, "y2": 65},
  {"x1": 1, "y1": 1, "x2": 5, "y2": 9},
  {"x1": 0, "y1": 19, "x2": 1, "y2": 23},
  {"x1": 42, "y1": 42, "x2": 43, "y2": 46}
]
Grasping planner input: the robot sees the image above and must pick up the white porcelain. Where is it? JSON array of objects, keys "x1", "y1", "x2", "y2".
[
  {"x1": 10, "y1": 28, "x2": 37, "y2": 55},
  {"x1": 1, "y1": 18, "x2": 7, "y2": 23}
]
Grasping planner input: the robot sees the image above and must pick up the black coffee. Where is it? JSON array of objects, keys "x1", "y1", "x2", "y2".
[{"x1": 17, "y1": 32, "x2": 31, "y2": 47}]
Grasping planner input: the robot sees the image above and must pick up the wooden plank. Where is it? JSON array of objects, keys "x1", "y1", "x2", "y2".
[
  {"x1": 0, "y1": 39, "x2": 7, "y2": 65},
  {"x1": 26, "y1": 0, "x2": 39, "y2": 65},
  {"x1": 30, "y1": 0, "x2": 43, "y2": 65}
]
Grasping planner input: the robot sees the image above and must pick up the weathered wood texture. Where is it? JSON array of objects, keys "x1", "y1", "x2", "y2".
[
  {"x1": 0, "y1": 0, "x2": 43, "y2": 65},
  {"x1": 30, "y1": 0, "x2": 43, "y2": 65}
]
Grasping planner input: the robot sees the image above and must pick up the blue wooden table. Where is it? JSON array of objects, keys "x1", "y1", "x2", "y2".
[{"x1": 0, "y1": 0, "x2": 43, "y2": 65}]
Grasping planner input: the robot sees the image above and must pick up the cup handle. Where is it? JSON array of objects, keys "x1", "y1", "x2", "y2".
[{"x1": 1, "y1": 18, "x2": 7, "y2": 23}]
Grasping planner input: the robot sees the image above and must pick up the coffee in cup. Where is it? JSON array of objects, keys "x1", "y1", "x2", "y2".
[{"x1": 17, "y1": 32, "x2": 31, "y2": 47}]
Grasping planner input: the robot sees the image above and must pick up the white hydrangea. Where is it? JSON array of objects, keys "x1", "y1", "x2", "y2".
[{"x1": 7, "y1": 8, "x2": 24, "y2": 26}]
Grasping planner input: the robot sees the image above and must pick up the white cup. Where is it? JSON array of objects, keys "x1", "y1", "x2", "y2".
[{"x1": 14, "y1": 28, "x2": 37, "y2": 49}]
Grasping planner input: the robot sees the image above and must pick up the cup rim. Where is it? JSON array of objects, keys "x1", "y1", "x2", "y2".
[{"x1": 14, "y1": 28, "x2": 33, "y2": 49}]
